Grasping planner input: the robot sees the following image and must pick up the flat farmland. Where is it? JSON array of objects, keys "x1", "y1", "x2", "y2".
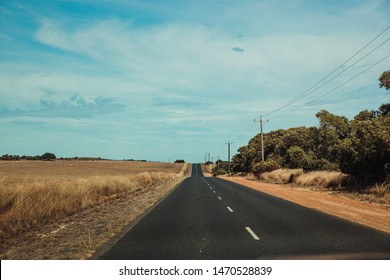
[
  {"x1": 0, "y1": 160, "x2": 184, "y2": 180},
  {"x1": 0, "y1": 160, "x2": 190, "y2": 259}
]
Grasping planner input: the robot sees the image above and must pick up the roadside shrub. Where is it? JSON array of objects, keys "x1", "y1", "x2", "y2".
[
  {"x1": 213, "y1": 169, "x2": 227, "y2": 177},
  {"x1": 283, "y1": 147, "x2": 338, "y2": 171},
  {"x1": 260, "y1": 169, "x2": 304, "y2": 184},
  {"x1": 284, "y1": 146, "x2": 307, "y2": 169},
  {"x1": 295, "y1": 171, "x2": 352, "y2": 189},
  {"x1": 304, "y1": 154, "x2": 338, "y2": 171},
  {"x1": 337, "y1": 117, "x2": 390, "y2": 181},
  {"x1": 266, "y1": 153, "x2": 284, "y2": 166},
  {"x1": 252, "y1": 160, "x2": 280, "y2": 178}
]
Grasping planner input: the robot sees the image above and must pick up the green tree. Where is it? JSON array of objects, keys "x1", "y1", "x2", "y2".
[
  {"x1": 263, "y1": 129, "x2": 288, "y2": 161},
  {"x1": 41, "y1": 152, "x2": 56, "y2": 160},
  {"x1": 212, "y1": 161, "x2": 230, "y2": 176},
  {"x1": 337, "y1": 116, "x2": 390, "y2": 181},
  {"x1": 281, "y1": 126, "x2": 315, "y2": 152},
  {"x1": 354, "y1": 109, "x2": 375, "y2": 121},
  {"x1": 315, "y1": 110, "x2": 350, "y2": 162},
  {"x1": 379, "y1": 70, "x2": 390, "y2": 90},
  {"x1": 379, "y1": 103, "x2": 390, "y2": 117},
  {"x1": 284, "y1": 146, "x2": 307, "y2": 169},
  {"x1": 231, "y1": 146, "x2": 256, "y2": 173}
]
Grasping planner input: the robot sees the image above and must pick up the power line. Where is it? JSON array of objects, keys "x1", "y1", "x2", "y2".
[
  {"x1": 302, "y1": 54, "x2": 390, "y2": 106},
  {"x1": 275, "y1": 37, "x2": 390, "y2": 112},
  {"x1": 265, "y1": 24, "x2": 390, "y2": 117},
  {"x1": 270, "y1": 53, "x2": 390, "y2": 120},
  {"x1": 233, "y1": 120, "x2": 256, "y2": 141},
  {"x1": 228, "y1": 26, "x2": 390, "y2": 148}
]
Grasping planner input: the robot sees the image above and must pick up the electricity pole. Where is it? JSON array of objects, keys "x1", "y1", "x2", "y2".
[
  {"x1": 254, "y1": 115, "x2": 268, "y2": 162},
  {"x1": 225, "y1": 141, "x2": 233, "y2": 176}
]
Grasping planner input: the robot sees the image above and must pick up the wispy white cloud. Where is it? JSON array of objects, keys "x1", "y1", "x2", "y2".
[
  {"x1": 0, "y1": 94, "x2": 125, "y2": 118},
  {"x1": 7, "y1": 9, "x2": 388, "y2": 111}
]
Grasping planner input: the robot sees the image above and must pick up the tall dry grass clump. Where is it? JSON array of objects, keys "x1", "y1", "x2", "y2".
[
  {"x1": 259, "y1": 168, "x2": 388, "y2": 205},
  {"x1": 202, "y1": 163, "x2": 215, "y2": 174},
  {"x1": 295, "y1": 171, "x2": 351, "y2": 189},
  {"x1": 0, "y1": 162, "x2": 190, "y2": 238},
  {"x1": 360, "y1": 182, "x2": 390, "y2": 205},
  {"x1": 260, "y1": 169, "x2": 351, "y2": 189},
  {"x1": 260, "y1": 169, "x2": 304, "y2": 184}
]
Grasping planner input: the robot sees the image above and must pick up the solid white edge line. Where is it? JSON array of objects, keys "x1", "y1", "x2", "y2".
[
  {"x1": 245, "y1": 227, "x2": 260, "y2": 240},
  {"x1": 227, "y1": 206, "x2": 234, "y2": 212}
]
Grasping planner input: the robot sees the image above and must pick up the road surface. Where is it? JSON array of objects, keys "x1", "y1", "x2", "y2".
[{"x1": 100, "y1": 164, "x2": 390, "y2": 259}]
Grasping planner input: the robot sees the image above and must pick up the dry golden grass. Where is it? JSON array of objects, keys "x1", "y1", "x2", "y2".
[
  {"x1": 202, "y1": 163, "x2": 215, "y2": 174},
  {"x1": 260, "y1": 169, "x2": 349, "y2": 188},
  {"x1": 0, "y1": 160, "x2": 184, "y2": 179},
  {"x1": 295, "y1": 171, "x2": 351, "y2": 188},
  {"x1": 358, "y1": 182, "x2": 390, "y2": 205},
  {"x1": 259, "y1": 168, "x2": 389, "y2": 205},
  {"x1": 0, "y1": 160, "x2": 190, "y2": 238},
  {"x1": 370, "y1": 182, "x2": 390, "y2": 197},
  {"x1": 260, "y1": 169, "x2": 304, "y2": 184}
]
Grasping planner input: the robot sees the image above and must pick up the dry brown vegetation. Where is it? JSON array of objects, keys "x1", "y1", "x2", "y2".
[
  {"x1": 260, "y1": 169, "x2": 304, "y2": 184},
  {"x1": 259, "y1": 169, "x2": 389, "y2": 205},
  {"x1": 0, "y1": 160, "x2": 184, "y2": 179},
  {"x1": 295, "y1": 171, "x2": 352, "y2": 188},
  {"x1": 202, "y1": 163, "x2": 216, "y2": 175},
  {"x1": 0, "y1": 160, "x2": 189, "y2": 239}
]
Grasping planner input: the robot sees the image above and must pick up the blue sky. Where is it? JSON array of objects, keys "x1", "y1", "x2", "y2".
[{"x1": 0, "y1": 0, "x2": 389, "y2": 163}]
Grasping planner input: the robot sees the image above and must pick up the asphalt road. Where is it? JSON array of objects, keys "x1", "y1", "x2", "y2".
[{"x1": 100, "y1": 164, "x2": 390, "y2": 259}]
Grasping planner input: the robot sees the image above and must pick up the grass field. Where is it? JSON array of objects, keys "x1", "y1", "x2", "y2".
[
  {"x1": 0, "y1": 160, "x2": 189, "y2": 238},
  {"x1": 0, "y1": 160, "x2": 184, "y2": 179}
]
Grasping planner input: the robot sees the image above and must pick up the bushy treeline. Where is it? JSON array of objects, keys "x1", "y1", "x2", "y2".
[
  {"x1": 1, "y1": 152, "x2": 56, "y2": 161},
  {"x1": 232, "y1": 103, "x2": 390, "y2": 182},
  {"x1": 209, "y1": 160, "x2": 230, "y2": 176}
]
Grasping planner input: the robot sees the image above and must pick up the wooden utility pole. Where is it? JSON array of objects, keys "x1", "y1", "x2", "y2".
[{"x1": 254, "y1": 115, "x2": 268, "y2": 161}]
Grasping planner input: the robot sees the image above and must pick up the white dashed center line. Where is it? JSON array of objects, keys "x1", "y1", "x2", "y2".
[
  {"x1": 201, "y1": 177, "x2": 260, "y2": 242},
  {"x1": 245, "y1": 227, "x2": 260, "y2": 240}
]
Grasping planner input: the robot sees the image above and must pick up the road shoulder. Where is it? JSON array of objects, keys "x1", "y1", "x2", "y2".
[{"x1": 217, "y1": 176, "x2": 390, "y2": 234}]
